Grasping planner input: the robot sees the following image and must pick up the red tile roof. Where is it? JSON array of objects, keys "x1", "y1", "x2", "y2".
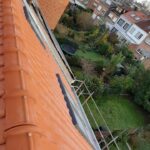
[
  {"x1": 136, "y1": 19, "x2": 150, "y2": 33},
  {"x1": 123, "y1": 11, "x2": 148, "y2": 23},
  {"x1": 38, "y1": 0, "x2": 69, "y2": 29},
  {"x1": 0, "y1": 0, "x2": 92, "y2": 149}
]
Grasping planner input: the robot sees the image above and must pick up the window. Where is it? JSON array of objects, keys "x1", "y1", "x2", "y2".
[
  {"x1": 123, "y1": 23, "x2": 129, "y2": 30},
  {"x1": 137, "y1": 49, "x2": 143, "y2": 55},
  {"x1": 56, "y1": 74, "x2": 100, "y2": 149},
  {"x1": 92, "y1": 13, "x2": 97, "y2": 19},
  {"x1": 112, "y1": 17, "x2": 117, "y2": 22},
  {"x1": 101, "y1": 10, "x2": 106, "y2": 16},
  {"x1": 23, "y1": 6, "x2": 45, "y2": 48},
  {"x1": 93, "y1": 3, "x2": 97, "y2": 7},
  {"x1": 117, "y1": 18, "x2": 125, "y2": 26},
  {"x1": 135, "y1": 32, "x2": 143, "y2": 39},
  {"x1": 145, "y1": 38, "x2": 150, "y2": 46},
  {"x1": 97, "y1": 5, "x2": 102, "y2": 11},
  {"x1": 108, "y1": 13, "x2": 113, "y2": 19},
  {"x1": 135, "y1": 17, "x2": 140, "y2": 21},
  {"x1": 129, "y1": 27, "x2": 135, "y2": 34},
  {"x1": 131, "y1": 13, "x2": 135, "y2": 17},
  {"x1": 97, "y1": 16, "x2": 100, "y2": 20},
  {"x1": 111, "y1": 27, "x2": 118, "y2": 33}
]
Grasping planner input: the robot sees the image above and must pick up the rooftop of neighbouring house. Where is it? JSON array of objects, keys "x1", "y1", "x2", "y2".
[
  {"x1": 136, "y1": 19, "x2": 150, "y2": 33},
  {"x1": 122, "y1": 11, "x2": 148, "y2": 23},
  {"x1": 38, "y1": 0, "x2": 69, "y2": 30},
  {"x1": 0, "y1": 0, "x2": 99, "y2": 150}
]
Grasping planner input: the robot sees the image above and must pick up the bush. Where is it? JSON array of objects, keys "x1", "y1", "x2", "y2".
[
  {"x1": 76, "y1": 12, "x2": 94, "y2": 31},
  {"x1": 108, "y1": 33, "x2": 119, "y2": 46},
  {"x1": 110, "y1": 76, "x2": 134, "y2": 94},
  {"x1": 83, "y1": 74, "x2": 105, "y2": 98},
  {"x1": 94, "y1": 58, "x2": 108, "y2": 74},
  {"x1": 65, "y1": 55, "x2": 82, "y2": 68},
  {"x1": 131, "y1": 68, "x2": 150, "y2": 112}
]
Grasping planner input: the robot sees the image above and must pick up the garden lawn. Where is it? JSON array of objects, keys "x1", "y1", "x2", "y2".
[
  {"x1": 75, "y1": 50, "x2": 101, "y2": 62},
  {"x1": 83, "y1": 96, "x2": 146, "y2": 131}
]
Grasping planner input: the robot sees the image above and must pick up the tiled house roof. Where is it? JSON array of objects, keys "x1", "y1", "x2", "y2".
[
  {"x1": 38, "y1": 0, "x2": 69, "y2": 29},
  {"x1": 123, "y1": 11, "x2": 148, "y2": 23},
  {"x1": 0, "y1": 0, "x2": 93, "y2": 149},
  {"x1": 136, "y1": 19, "x2": 150, "y2": 33}
]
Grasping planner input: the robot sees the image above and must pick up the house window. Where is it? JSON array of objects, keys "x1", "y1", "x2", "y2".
[
  {"x1": 135, "y1": 32, "x2": 143, "y2": 39},
  {"x1": 117, "y1": 18, "x2": 125, "y2": 26},
  {"x1": 101, "y1": 10, "x2": 106, "y2": 16},
  {"x1": 111, "y1": 27, "x2": 118, "y2": 33},
  {"x1": 93, "y1": 3, "x2": 97, "y2": 7},
  {"x1": 131, "y1": 13, "x2": 135, "y2": 17},
  {"x1": 92, "y1": 13, "x2": 97, "y2": 19},
  {"x1": 135, "y1": 17, "x2": 140, "y2": 21},
  {"x1": 97, "y1": 5, "x2": 102, "y2": 11},
  {"x1": 145, "y1": 38, "x2": 150, "y2": 46},
  {"x1": 129, "y1": 27, "x2": 135, "y2": 34},
  {"x1": 123, "y1": 23, "x2": 129, "y2": 30},
  {"x1": 112, "y1": 17, "x2": 117, "y2": 22},
  {"x1": 108, "y1": 13, "x2": 113, "y2": 19},
  {"x1": 137, "y1": 49, "x2": 143, "y2": 55},
  {"x1": 23, "y1": 6, "x2": 45, "y2": 48}
]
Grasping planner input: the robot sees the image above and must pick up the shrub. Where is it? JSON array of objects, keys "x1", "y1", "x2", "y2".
[
  {"x1": 94, "y1": 58, "x2": 108, "y2": 74},
  {"x1": 110, "y1": 76, "x2": 134, "y2": 94},
  {"x1": 65, "y1": 55, "x2": 82, "y2": 68},
  {"x1": 108, "y1": 33, "x2": 119, "y2": 46},
  {"x1": 76, "y1": 12, "x2": 94, "y2": 31}
]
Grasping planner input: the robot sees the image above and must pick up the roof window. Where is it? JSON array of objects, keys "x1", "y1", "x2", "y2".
[
  {"x1": 135, "y1": 17, "x2": 140, "y2": 21},
  {"x1": 131, "y1": 13, "x2": 135, "y2": 17},
  {"x1": 23, "y1": 6, "x2": 45, "y2": 48}
]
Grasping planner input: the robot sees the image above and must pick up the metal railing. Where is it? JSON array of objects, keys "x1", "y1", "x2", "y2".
[{"x1": 72, "y1": 79, "x2": 131, "y2": 150}]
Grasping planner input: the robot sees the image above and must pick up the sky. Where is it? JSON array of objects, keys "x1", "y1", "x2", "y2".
[{"x1": 136, "y1": 0, "x2": 150, "y2": 2}]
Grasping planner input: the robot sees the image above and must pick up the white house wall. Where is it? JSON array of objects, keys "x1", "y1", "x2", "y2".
[
  {"x1": 113, "y1": 16, "x2": 148, "y2": 44},
  {"x1": 127, "y1": 24, "x2": 148, "y2": 45}
]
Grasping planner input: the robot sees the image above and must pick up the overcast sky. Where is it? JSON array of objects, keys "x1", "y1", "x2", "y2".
[{"x1": 136, "y1": 0, "x2": 150, "y2": 2}]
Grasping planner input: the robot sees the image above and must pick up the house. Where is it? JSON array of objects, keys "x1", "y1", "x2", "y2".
[
  {"x1": 0, "y1": 0, "x2": 100, "y2": 150},
  {"x1": 70, "y1": 0, "x2": 89, "y2": 8},
  {"x1": 87, "y1": 0, "x2": 102, "y2": 10},
  {"x1": 111, "y1": 11, "x2": 150, "y2": 68},
  {"x1": 111, "y1": 11, "x2": 148, "y2": 44},
  {"x1": 91, "y1": 0, "x2": 133, "y2": 27},
  {"x1": 129, "y1": 20, "x2": 150, "y2": 68}
]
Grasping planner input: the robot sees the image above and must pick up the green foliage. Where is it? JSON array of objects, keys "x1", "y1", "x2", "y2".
[
  {"x1": 76, "y1": 73, "x2": 105, "y2": 98},
  {"x1": 104, "y1": 53, "x2": 125, "y2": 77},
  {"x1": 131, "y1": 68, "x2": 150, "y2": 112},
  {"x1": 85, "y1": 75, "x2": 104, "y2": 98},
  {"x1": 94, "y1": 58, "x2": 109, "y2": 74},
  {"x1": 110, "y1": 76, "x2": 134, "y2": 94},
  {"x1": 117, "y1": 46, "x2": 134, "y2": 63},
  {"x1": 76, "y1": 12, "x2": 94, "y2": 31},
  {"x1": 129, "y1": 126, "x2": 150, "y2": 150},
  {"x1": 65, "y1": 55, "x2": 82, "y2": 68},
  {"x1": 108, "y1": 32, "x2": 119, "y2": 46},
  {"x1": 83, "y1": 96, "x2": 146, "y2": 130},
  {"x1": 96, "y1": 42, "x2": 113, "y2": 57}
]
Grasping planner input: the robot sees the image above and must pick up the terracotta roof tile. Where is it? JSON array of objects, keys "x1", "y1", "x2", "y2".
[
  {"x1": 38, "y1": 0, "x2": 69, "y2": 30},
  {"x1": 123, "y1": 11, "x2": 148, "y2": 23},
  {"x1": 0, "y1": 0, "x2": 92, "y2": 149},
  {"x1": 136, "y1": 19, "x2": 150, "y2": 33}
]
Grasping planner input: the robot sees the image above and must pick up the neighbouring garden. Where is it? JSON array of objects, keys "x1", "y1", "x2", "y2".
[{"x1": 54, "y1": 4, "x2": 150, "y2": 150}]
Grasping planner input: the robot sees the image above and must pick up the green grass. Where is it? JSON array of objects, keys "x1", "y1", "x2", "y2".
[
  {"x1": 83, "y1": 96, "x2": 146, "y2": 131},
  {"x1": 75, "y1": 50, "x2": 101, "y2": 62},
  {"x1": 135, "y1": 138, "x2": 150, "y2": 150}
]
